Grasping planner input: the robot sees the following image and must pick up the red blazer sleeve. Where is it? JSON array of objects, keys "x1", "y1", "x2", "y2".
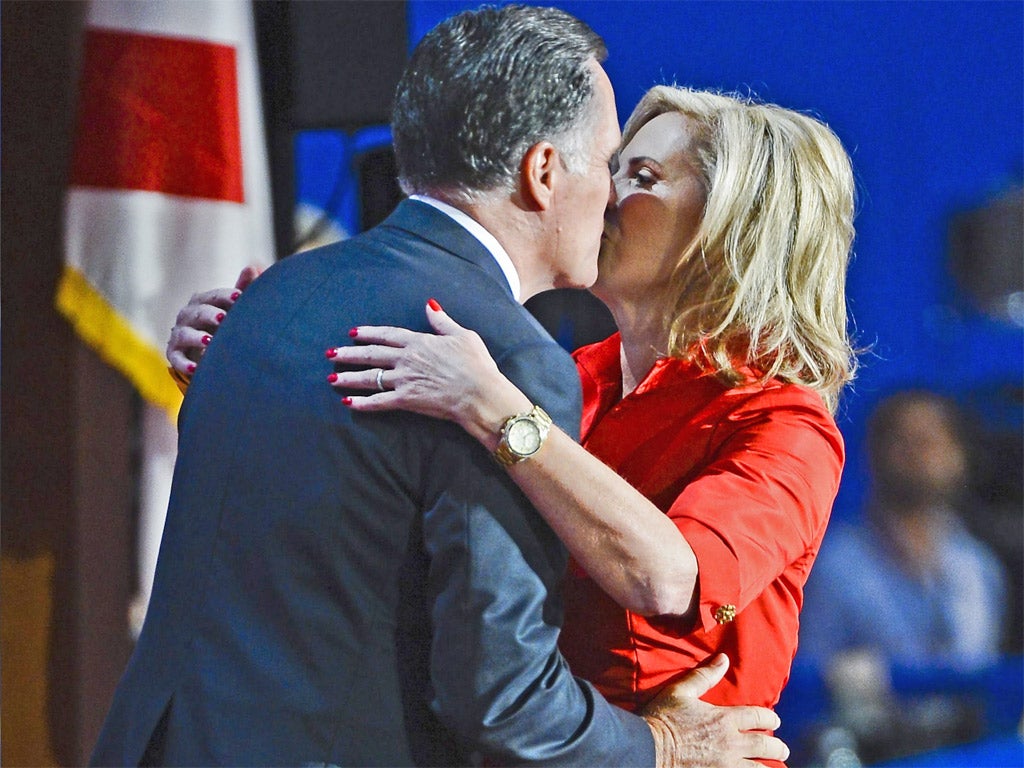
[{"x1": 666, "y1": 386, "x2": 844, "y2": 634}]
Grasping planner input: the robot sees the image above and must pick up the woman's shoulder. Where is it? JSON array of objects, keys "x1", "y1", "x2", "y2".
[
  {"x1": 681, "y1": 344, "x2": 837, "y2": 417},
  {"x1": 715, "y1": 371, "x2": 838, "y2": 429},
  {"x1": 703, "y1": 376, "x2": 845, "y2": 472}
]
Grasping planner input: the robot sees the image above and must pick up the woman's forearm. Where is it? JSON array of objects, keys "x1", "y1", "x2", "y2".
[
  {"x1": 459, "y1": 376, "x2": 698, "y2": 617},
  {"x1": 328, "y1": 310, "x2": 699, "y2": 617}
]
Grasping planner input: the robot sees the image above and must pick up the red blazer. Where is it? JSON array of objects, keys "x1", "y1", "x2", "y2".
[{"x1": 560, "y1": 334, "x2": 843, "y2": 717}]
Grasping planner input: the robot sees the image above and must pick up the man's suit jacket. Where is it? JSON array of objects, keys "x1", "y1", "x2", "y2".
[{"x1": 90, "y1": 200, "x2": 654, "y2": 766}]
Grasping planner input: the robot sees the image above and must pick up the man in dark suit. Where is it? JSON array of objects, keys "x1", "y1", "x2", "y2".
[{"x1": 93, "y1": 6, "x2": 786, "y2": 766}]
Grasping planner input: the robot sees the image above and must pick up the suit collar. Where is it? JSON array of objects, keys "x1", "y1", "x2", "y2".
[
  {"x1": 408, "y1": 195, "x2": 521, "y2": 300},
  {"x1": 380, "y1": 199, "x2": 516, "y2": 301}
]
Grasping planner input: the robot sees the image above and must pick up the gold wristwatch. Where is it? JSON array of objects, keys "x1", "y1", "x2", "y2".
[{"x1": 493, "y1": 405, "x2": 553, "y2": 466}]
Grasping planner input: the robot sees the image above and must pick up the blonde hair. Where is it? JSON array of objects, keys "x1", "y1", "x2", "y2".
[{"x1": 622, "y1": 86, "x2": 858, "y2": 413}]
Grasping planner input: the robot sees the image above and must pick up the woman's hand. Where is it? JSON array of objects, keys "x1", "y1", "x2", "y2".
[
  {"x1": 166, "y1": 265, "x2": 261, "y2": 375},
  {"x1": 326, "y1": 300, "x2": 531, "y2": 446}
]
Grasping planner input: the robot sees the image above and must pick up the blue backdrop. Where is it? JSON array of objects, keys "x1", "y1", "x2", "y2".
[{"x1": 406, "y1": 0, "x2": 1023, "y2": 522}]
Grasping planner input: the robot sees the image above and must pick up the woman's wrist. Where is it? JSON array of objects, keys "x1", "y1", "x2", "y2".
[{"x1": 460, "y1": 378, "x2": 533, "y2": 451}]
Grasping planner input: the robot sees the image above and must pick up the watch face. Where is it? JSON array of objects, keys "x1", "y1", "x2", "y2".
[{"x1": 507, "y1": 418, "x2": 543, "y2": 455}]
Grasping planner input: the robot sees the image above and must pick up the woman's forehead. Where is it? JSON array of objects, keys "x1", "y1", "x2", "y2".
[{"x1": 621, "y1": 112, "x2": 696, "y2": 158}]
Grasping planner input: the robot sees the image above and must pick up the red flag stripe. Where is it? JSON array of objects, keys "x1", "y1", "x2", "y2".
[{"x1": 69, "y1": 28, "x2": 244, "y2": 203}]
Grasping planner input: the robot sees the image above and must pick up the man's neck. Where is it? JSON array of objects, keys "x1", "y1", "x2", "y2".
[
  {"x1": 410, "y1": 194, "x2": 523, "y2": 301},
  {"x1": 439, "y1": 195, "x2": 552, "y2": 303}
]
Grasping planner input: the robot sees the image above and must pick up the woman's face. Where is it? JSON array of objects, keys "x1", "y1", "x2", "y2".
[{"x1": 593, "y1": 111, "x2": 707, "y2": 308}]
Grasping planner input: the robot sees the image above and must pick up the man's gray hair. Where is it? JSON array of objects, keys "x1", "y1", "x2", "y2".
[{"x1": 391, "y1": 4, "x2": 607, "y2": 203}]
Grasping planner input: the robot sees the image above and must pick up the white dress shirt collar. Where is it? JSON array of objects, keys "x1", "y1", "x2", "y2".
[{"x1": 408, "y1": 194, "x2": 521, "y2": 302}]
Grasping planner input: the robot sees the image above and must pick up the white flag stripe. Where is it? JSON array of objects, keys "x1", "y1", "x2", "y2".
[
  {"x1": 65, "y1": 189, "x2": 269, "y2": 349},
  {"x1": 87, "y1": 0, "x2": 257, "y2": 50}
]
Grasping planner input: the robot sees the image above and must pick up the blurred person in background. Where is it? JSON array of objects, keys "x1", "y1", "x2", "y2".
[
  {"x1": 799, "y1": 389, "x2": 1010, "y2": 763},
  {"x1": 801, "y1": 389, "x2": 1007, "y2": 668}
]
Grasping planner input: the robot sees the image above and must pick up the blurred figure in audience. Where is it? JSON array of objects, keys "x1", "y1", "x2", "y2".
[
  {"x1": 801, "y1": 389, "x2": 1008, "y2": 669},
  {"x1": 799, "y1": 389, "x2": 1010, "y2": 764}
]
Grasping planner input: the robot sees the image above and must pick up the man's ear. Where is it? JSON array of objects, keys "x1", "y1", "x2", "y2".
[{"x1": 519, "y1": 141, "x2": 560, "y2": 211}]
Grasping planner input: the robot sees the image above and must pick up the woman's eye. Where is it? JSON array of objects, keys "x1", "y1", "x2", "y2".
[{"x1": 633, "y1": 168, "x2": 657, "y2": 188}]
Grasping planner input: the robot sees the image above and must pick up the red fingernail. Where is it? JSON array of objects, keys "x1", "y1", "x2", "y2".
[
  {"x1": 230, "y1": 291, "x2": 241, "y2": 301},
  {"x1": 327, "y1": 373, "x2": 338, "y2": 383},
  {"x1": 187, "y1": 363, "x2": 197, "y2": 374},
  {"x1": 428, "y1": 298, "x2": 442, "y2": 312},
  {"x1": 325, "y1": 348, "x2": 336, "y2": 359},
  {"x1": 348, "y1": 328, "x2": 359, "y2": 338},
  {"x1": 341, "y1": 397, "x2": 353, "y2": 406},
  {"x1": 201, "y1": 334, "x2": 212, "y2": 346},
  {"x1": 215, "y1": 312, "x2": 225, "y2": 322}
]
